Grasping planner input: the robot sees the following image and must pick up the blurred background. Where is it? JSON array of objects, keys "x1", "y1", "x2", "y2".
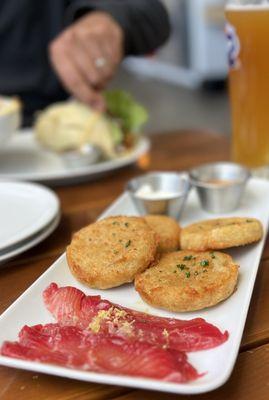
[{"x1": 110, "y1": 0, "x2": 230, "y2": 135}]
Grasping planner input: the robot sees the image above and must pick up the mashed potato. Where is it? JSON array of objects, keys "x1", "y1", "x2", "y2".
[{"x1": 35, "y1": 101, "x2": 101, "y2": 152}]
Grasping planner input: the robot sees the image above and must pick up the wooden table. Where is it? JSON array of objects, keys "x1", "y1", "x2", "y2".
[{"x1": 1, "y1": 131, "x2": 269, "y2": 400}]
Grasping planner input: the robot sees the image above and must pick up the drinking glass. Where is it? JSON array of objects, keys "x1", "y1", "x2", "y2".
[{"x1": 226, "y1": 0, "x2": 269, "y2": 175}]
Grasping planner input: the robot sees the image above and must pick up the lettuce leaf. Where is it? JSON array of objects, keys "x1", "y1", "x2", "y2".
[{"x1": 105, "y1": 90, "x2": 148, "y2": 133}]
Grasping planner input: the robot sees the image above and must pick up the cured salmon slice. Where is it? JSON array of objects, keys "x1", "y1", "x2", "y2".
[
  {"x1": 44, "y1": 283, "x2": 228, "y2": 352},
  {"x1": 1, "y1": 323, "x2": 200, "y2": 383}
]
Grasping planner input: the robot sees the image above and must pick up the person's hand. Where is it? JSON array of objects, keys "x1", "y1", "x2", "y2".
[{"x1": 49, "y1": 11, "x2": 124, "y2": 111}]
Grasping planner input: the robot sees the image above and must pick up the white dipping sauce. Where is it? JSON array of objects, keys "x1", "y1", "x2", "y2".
[{"x1": 135, "y1": 184, "x2": 180, "y2": 200}]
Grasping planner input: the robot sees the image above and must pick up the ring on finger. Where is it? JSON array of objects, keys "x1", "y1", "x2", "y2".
[{"x1": 94, "y1": 57, "x2": 107, "y2": 68}]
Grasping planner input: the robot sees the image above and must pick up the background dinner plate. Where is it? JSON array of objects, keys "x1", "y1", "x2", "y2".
[
  {"x1": 0, "y1": 177, "x2": 268, "y2": 394},
  {"x1": 0, "y1": 181, "x2": 60, "y2": 251},
  {"x1": 0, "y1": 129, "x2": 150, "y2": 185}
]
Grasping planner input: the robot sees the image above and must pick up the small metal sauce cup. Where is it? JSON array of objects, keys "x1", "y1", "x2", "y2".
[
  {"x1": 189, "y1": 162, "x2": 251, "y2": 213},
  {"x1": 60, "y1": 144, "x2": 101, "y2": 168},
  {"x1": 126, "y1": 172, "x2": 190, "y2": 220}
]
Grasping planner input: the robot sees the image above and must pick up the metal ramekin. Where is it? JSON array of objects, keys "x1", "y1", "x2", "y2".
[
  {"x1": 126, "y1": 171, "x2": 190, "y2": 220},
  {"x1": 189, "y1": 162, "x2": 251, "y2": 213}
]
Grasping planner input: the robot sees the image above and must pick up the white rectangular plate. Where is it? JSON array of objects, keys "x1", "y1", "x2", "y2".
[{"x1": 0, "y1": 177, "x2": 269, "y2": 395}]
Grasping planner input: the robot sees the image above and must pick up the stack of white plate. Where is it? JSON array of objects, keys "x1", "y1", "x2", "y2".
[{"x1": 0, "y1": 181, "x2": 60, "y2": 265}]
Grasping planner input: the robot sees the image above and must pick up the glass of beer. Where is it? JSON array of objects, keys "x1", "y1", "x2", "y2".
[{"x1": 225, "y1": 0, "x2": 269, "y2": 174}]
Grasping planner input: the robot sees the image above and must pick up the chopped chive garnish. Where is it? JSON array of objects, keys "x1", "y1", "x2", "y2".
[
  {"x1": 177, "y1": 264, "x2": 186, "y2": 270},
  {"x1": 200, "y1": 260, "x2": 209, "y2": 267},
  {"x1": 185, "y1": 271, "x2": 191, "y2": 278},
  {"x1": 183, "y1": 255, "x2": 193, "y2": 261},
  {"x1": 125, "y1": 240, "x2": 131, "y2": 248}
]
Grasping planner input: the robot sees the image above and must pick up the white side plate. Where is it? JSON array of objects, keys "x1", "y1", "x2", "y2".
[
  {"x1": 0, "y1": 181, "x2": 60, "y2": 251},
  {"x1": 0, "y1": 130, "x2": 150, "y2": 185},
  {"x1": 0, "y1": 212, "x2": 61, "y2": 265},
  {"x1": 0, "y1": 178, "x2": 268, "y2": 395}
]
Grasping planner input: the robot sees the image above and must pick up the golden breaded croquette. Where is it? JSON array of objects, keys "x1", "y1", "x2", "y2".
[
  {"x1": 144, "y1": 215, "x2": 180, "y2": 253},
  {"x1": 135, "y1": 250, "x2": 239, "y2": 312},
  {"x1": 67, "y1": 216, "x2": 158, "y2": 289},
  {"x1": 180, "y1": 217, "x2": 263, "y2": 251}
]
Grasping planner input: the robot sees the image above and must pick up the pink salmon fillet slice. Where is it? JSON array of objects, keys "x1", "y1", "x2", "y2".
[
  {"x1": 1, "y1": 323, "x2": 200, "y2": 383},
  {"x1": 43, "y1": 283, "x2": 228, "y2": 352}
]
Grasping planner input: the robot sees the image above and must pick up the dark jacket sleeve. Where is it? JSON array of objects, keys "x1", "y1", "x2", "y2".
[{"x1": 66, "y1": 0, "x2": 170, "y2": 55}]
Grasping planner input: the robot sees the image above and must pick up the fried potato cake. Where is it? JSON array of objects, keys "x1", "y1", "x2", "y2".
[
  {"x1": 135, "y1": 250, "x2": 239, "y2": 312},
  {"x1": 67, "y1": 216, "x2": 158, "y2": 289},
  {"x1": 180, "y1": 217, "x2": 263, "y2": 251},
  {"x1": 144, "y1": 215, "x2": 180, "y2": 253}
]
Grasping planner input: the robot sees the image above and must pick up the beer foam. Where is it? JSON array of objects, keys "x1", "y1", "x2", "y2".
[{"x1": 226, "y1": 3, "x2": 269, "y2": 11}]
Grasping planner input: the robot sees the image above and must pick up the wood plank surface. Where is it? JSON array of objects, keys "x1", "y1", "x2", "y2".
[
  {"x1": 0, "y1": 366, "x2": 131, "y2": 400},
  {"x1": 0, "y1": 131, "x2": 268, "y2": 400}
]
